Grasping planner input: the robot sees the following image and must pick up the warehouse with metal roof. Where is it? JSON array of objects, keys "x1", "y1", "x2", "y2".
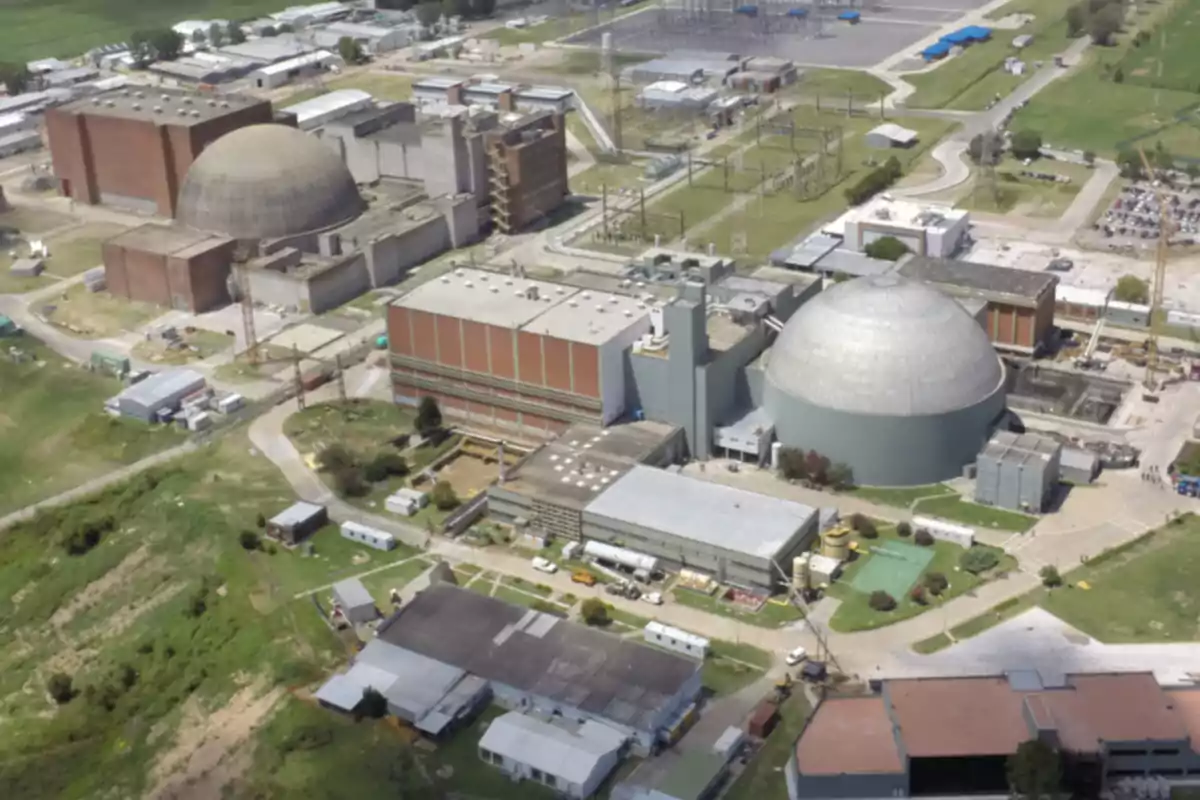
[
  {"x1": 479, "y1": 711, "x2": 626, "y2": 799},
  {"x1": 582, "y1": 465, "x2": 819, "y2": 590}
]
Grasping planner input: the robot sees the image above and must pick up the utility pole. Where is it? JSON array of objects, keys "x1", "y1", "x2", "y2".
[
  {"x1": 292, "y1": 347, "x2": 305, "y2": 412},
  {"x1": 601, "y1": 183, "x2": 608, "y2": 240},
  {"x1": 639, "y1": 188, "x2": 647, "y2": 236},
  {"x1": 723, "y1": 157, "x2": 729, "y2": 192},
  {"x1": 846, "y1": 90, "x2": 853, "y2": 117},
  {"x1": 879, "y1": 91, "x2": 886, "y2": 119},
  {"x1": 687, "y1": 150, "x2": 693, "y2": 186},
  {"x1": 335, "y1": 352, "x2": 346, "y2": 404}
]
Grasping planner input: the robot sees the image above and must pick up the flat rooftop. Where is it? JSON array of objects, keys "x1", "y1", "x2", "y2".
[
  {"x1": 795, "y1": 696, "x2": 904, "y2": 776},
  {"x1": 107, "y1": 223, "x2": 231, "y2": 258},
  {"x1": 888, "y1": 676, "x2": 1031, "y2": 758},
  {"x1": 59, "y1": 86, "x2": 265, "y2": 126},
  {"x1": 394, "y1": 267, "x2": 652, "y2": 347},
  {"x1": 982, "y1": 429, "x2": 1061, "y2": 466},
  {"x1": 899, "y1": 255, "x2": 1058, "y2": 304},
  {"x1": 377, "y1": 584, "x2": 699, "y2": 733},
  {"x1": 497, "y1": 420, "x2": 679, "y2": 508},
  {"x1": 844, "y1": 196, "x2": 967, "y2": 232},
  {"x1": 584, "y1": 465, "x2": 816, "y2": 559}
]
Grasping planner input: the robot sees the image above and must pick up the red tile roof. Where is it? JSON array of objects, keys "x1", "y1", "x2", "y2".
[
  {"x1": 887, "y1": 677, "x2": 1032, "y2": 758},
  {"x1": 795, "y1": 696, "x2": 904, "y2": 776}
]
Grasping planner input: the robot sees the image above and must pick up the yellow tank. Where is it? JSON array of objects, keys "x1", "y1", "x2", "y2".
[{"x1": 821, "y1": 525, "x2": 852, "y2": 560}]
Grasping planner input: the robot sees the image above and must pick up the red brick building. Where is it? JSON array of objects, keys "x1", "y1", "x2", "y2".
[
  {"x1": 103, "y1": 224, "x2": 235, "y2": 312},
  {"x1": 45, "y1": 87, "x2": 274, "y2": 216},
  {"x1": 388, "y1": 268, "x2": 650, "y2": 435},
  {"x1": 485, "y1": 111, "x2": 569, "y2": 234}
]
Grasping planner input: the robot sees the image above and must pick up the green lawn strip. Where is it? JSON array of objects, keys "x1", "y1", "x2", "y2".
[
  {"x1": 492, "y1": 585, "x2": 571, "y2": 615},
  {"x1": 0, "y1": 335, "x2": 186, "y2": 516},
  {"x1": 355, "y1": 557, "x2": 435, "y2": 607},
  {"x1": 912, "y1": 494, "x2": 1036, "y2": 533},
  {"x1": 499, "y1": 575, "x2": 554, "y2": 597},
  {"x1": 911, "y1": 632, "x2": 954, "y2": 654},
  {"x1": 283, "y1": 400, "x2": 414, "y2": 459},
  {"x1": 1115, "y1": 0, "x2": 1200, "y2": 94},
  {"x1": 844, "y1": 483, "x2": 955, "y2": 508},
  {"x1": 482, "y1": 14, "x2": 595, "y2": 46},
  {"x1": 827, "y1": 525, "x2": 1017, "y2": 633},
  {"x1": 605, "y1": 605, "x2": 653, "y2": 629},
  {"x1": 710, "y1": 639, "x2": 774, "y2": 669},
  {"x1": 724, "y1": 693, "x2": 813, "y2": 800},
  {"x1": 701, "y1": 656, "x2": 764, "y2": 696},
  {"x1": 671, "y1": 587, "x2": 802, "y2": 628},
  {"x1": 784, "y1": 68, "x2": 894, "y2": 103}
]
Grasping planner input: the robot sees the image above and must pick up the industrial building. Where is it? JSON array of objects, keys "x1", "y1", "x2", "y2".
[
  {"x1": 410, "y1": 77, "x2": 575, "y2": 116},
  {"x1": 108, "y1": 368, "x2": 207, "y2": 422},
  {"x1": 250, "y1": 50, "x2": 343, "y2": 90},
  {"x1": 362, "y1": 584, "x2": 702, "y2": 753},
  {"x1": 837, "y1": 196, "x2": 970, "y2": 259},
  {"x1": 582, "y1": 465, "x2": 819, "y2": 590},
  {"x1": 636, "y1": 81, "x2": 719, "y2": 111},
  {"x1": 975, "y1": 430, "x2": 1062, "y2": 512},
  {"x1": 487, "y1": 420, "x2": 685, "y2": 539},
  {"x1": 478, "y1": 712, "x2": 626, "y2": 799},
  {"x1": 310, "y1": 20, "x2": 414, "y2": 54},
  {"x1": 281, "y1": 88, "x2": 375, "y2": 130},
  {"x1": 763, "y1": 276, "x2": 1006, "y2": 486},
  {"x1": 45, "y1": 87, "x2": 275, "y2": 216},
  {"x1": 897, "y1": 255, "x2": 1059, "y2": 354},
  {"x1": 788, "y1": 672, "x2": 1200, "y2": 799},
  {"x1": 623, "y1": 54, "x2": 739, "y2": 85},
  {"x1": 865, "y1": 123, "x2": 918, "y2": 149},
  {"x1": 102, "y1": 224, "x2": 235, "y2": 312},
  {"x1": 102, "y1": 122, "x2": 479, "y2": 314}
]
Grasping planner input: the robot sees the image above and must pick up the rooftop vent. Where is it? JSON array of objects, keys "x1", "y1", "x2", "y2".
[
  {"x1": 513, "y1": 290, "x2": 523, "y2": 297},
  {"x1": 153, "y1": 105, "x2": 163, "y2": 113},
  {"x1": 182, "y1": 97, "x2": 193, "y2": 105},
  {"x1": 555, "y1": 287, "x2": 565, "y2": 294},
  {"x1": 504, "y1": 278, "x2": 512, "y2": 285},
  {"x1": 161, "y1": 94, "x2": 171, "y2": 102},
  {"x1": 219, "y1": 101, "x2": 229, "y2": 108},
  {"x1": 464, "y1": 281, "x2": 473, "y2": 288},
  {"x1": 609, "y1": 297, "x2": 618, "y2": 304},
  {"x1": 595, "y1": 305, "x2": 604, "y2": 313},
  {"x1": 92, "y1": 98, "x2": 102, "y2": 105},
  {"x1": 582, "y1": 292, "x2": 592, "y2": 300},
  {"x1": 105, "y1": 100, "x2": 115, "y2": 107},
  {"x1": 568, "y1": 300, "x2": 578, "y2": 308},
  {"x1": 134, "y1": 91, "x2": 144, "y2": 99},
  {"x1": 624, "y1": 310, "x2": 632, "y2": 317},
  {"x1": 208, "y1": 99, "x2": 217, "y2": 107},
  {"x1": 490, "y1": 286, "x2": 499, "y2": 293},
  {"x1": 440, "y1": 276, "x2": 450, "y2": 283},
  {"x1": 131, "y1": 103, "x2": 141, "y2": 110},
  {"x1": 455, "y1": 269, "x2": 464, "y2": 277}
]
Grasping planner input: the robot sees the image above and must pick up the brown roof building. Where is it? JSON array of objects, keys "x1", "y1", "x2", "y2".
[
  {"x1": 45, "y1": 87, "x2": 275, "y2": 216},
  {"x1": 786, "y1": 672, "x2": 1200, "y2": 800}
]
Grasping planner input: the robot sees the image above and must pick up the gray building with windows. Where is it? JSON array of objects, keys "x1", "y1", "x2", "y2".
[
  {"x1": 975, "y1": 430, "x2": 1061, "y2": 512},
  {"x1": 582, "y1": 465, "x2": 819, "y2": 590}
]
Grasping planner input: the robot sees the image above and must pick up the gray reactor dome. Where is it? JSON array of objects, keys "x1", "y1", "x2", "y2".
[
  {"x1": 176, "y1": 124, "x2": 364, "y2": 240},
  {"x1": 763, "y1": 275, "x2": 1006, "y2": 486}
]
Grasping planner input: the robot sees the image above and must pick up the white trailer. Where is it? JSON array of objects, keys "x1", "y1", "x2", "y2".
[
  {"x1": 643, "y1": 621, "x2": 709, "y2": 659},
  {"x1": 911, "y1": 515, "x2": 975, "y2": 548},
  {"x1": 340, "y1": 520, "x2": 396, "y2": 551}
]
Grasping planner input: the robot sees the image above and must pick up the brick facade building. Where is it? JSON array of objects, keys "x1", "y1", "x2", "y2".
[
  {"x1": 45, "y1": 87, "x2": 274, "y2": 216},
  {"x1": 103, "y1": 224, "x2": 236, "y2": 312}
]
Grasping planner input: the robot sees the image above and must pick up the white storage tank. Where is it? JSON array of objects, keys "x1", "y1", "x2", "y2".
[
  {"x1": 911, "y1": 515, "x2": 975, "y2": 547},
  {"x1": 583, "y1": 540, "x2": 659, "y2": 573}
]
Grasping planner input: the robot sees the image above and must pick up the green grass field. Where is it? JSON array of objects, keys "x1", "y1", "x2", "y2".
[
  {"x1": 671, "y1": 587, "x2": 804, "y2": 628},
  {"x1": 1116, "y1": 0, "x2": 1200, "y2": 94},
  {"x1": 0, "y1": 0, "x2": 289, "y2": 62},
  {"x1": 844, "y1": 484, "x2": 954, "y2": 508},
  {"x1": 283, "y1": 400, "x2": 415, "y2": 460},
  {"x1": 278, "y1": 72, "x2": 415, "y2": 107},
  {"x1": 950, "y1": 155, "x2": 1093, "y2": 218},
  {"x1": 912, "y1": 494, "x2": 1037, "y2": 532},
  {"x1": 0, "y1": 336, "x2": 185, "y2": 516}
]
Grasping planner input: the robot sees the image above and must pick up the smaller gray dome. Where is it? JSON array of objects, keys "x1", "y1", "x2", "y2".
[{"x1": 177, "y1": 124, "x2": 363, "y2": 240}]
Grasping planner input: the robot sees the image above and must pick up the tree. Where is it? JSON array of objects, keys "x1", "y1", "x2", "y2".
[
  {"x1": 967, "y1": 131, "x2": 1002, "y2": 166},
  {"x1": 827, "y1": 462, "x2": 854, "y2": 491},
  {"x1": 338, "y1": 36, "x2": 365, "y2": 65},
  {"x1": 191, "y1": 29, "x2": 208, "y2": 45},
  {"x1": 317, "y1": 443, "x2": 356, "y2": 473},
  {"x1": 131, "y1": 28, "x2": 184, "y2": 63},
  {"x1": 1153, "y1": 141, "x2": 1175, "y2": 171},
  {"x1": 959, "y1": 547, "x2": 1001, "y2": 575},
  {"x1": 1115, "y1": 147, "x2": 1144, "y2": 179},
  {"x1": 1040, "y1": 564, "x2": 1063, "y2": 587},
  {"x1": 358, "y1": 686, "x2": 389, "y2": 719},
  {"x1": 1008, "y1": 739, "x2": 1062, "y2": 800},
  {"x1": 239, "y1": 530, "x2": 261, "y2": 551},
  {"x1": 1114, "y1": 274, "x2": 1149, "y2": 304},
  {"x1": 256, "y1": 512, "x2": 267, "y2": 529},
  {"x1": 415, "y1": 395, "x2": 443, "y2": 437},
  {"x1": 472, "y1": 0, "x2": 497, "y2": 16},
  {"x1": 777, "y1": 447, "x2": 808, "y2": 481},
  {"x1": 430, "y1": 480, "x2": 460, "y2": 511},
  {"x1": 924, "y1": 571, "x2": 949, "y2": 595},
  {"x1": 853, "y1": 515, "x2": 878, "y2": 539},
  {"x1": 47, "y1": 673, "x2": 75, "y2": 705},
  {"x1": 580, "y1": 598, "x2": 609, "y2": 626},
  {"x1": 260, "y1": 24, "x2": 279, "y2": 37},
  {"x1": 416, "y1": 2, "x2": 443, "y2": 27},
  {"x1": 208, "y1": 22, "x2": 226, "y2": 47},
  {"x1": 278, "y1": 23, "x2": 295, "y2": 33},
  {"x1": 914, "y1": 529, "x2": 934, "y2": 547},
  {"x1": 831, "y1": 271, "x2": 852, "y2": 283},
  {"x1": 1112, "y1": 65, "x2": 1124, "y2": 83},
  {"x1": 1082, "y1": 150, "x2": 1096, "y2": 166},
  {"x1": 1065, "y1": 3, "x2": 1086, "y2": 38},
  {"x1": 227, "y1": 21, "x2": 247, "y2": 44},
  {"x1": 864, "y1": 235, "x2": 910, "y2": 261},
  {"x1": 332, "y1": 466, "x2": 369, "y2": 498},
  {"x1": 376, "y1": 0, "x2": 417, "y2": 8},
  {"x1": 868, "y1": 591, "x2": 896, "y2": 612},
  {"x1": 443, "y1": 0, "x2": 472, "y2": 18},
  {"x1": 1186, "y1": 163, "x2": 1200, "y2": 181},
  {"x1": 1088, "y1": 3, "x2": 1122, "y2": 46},
  {"x1": 896, "y1": 521, "x2": 912, "y2": 538},
  {"x1": 910, "y1": 585, "x2": 928, "y2": 605},
  {"x1": 1010, "y1": 129, "x2": 1043, "y2": 161},
  {"x1": 364, "y1": 452, "x2": 409, "y2": 483},
  {"x1": 804, "y1": 450, "x2": 830, "y2": 485},
  {"x1": 0, "y1": 62, "x2": 31, "y2": 95}
]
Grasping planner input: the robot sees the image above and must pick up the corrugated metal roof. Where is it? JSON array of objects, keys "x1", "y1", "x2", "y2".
[
  {"x1": 333, "y1": 578, "x2": 374, "y2": 609},
  {"x1": 269, "y1": 500, "x2": 325, "y2": 528},
  {"x1": 356, "y1": 639, "x2": 466, "y2": 722},
  {"x1": 479, "y1": 712, "x2": 625, "y2": 784},
  {"x1": 115, "y1": 368, "x2": 205, "y2": 409},
  {"x1": 314, "y1": 672, "x2": 368, "y2": 710},
  {"x1": 282, "y1": 88, "x2": 372, "y2": 124}
]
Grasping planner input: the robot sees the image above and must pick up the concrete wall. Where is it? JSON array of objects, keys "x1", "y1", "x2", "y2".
[
  {"x1": 786, "y1": 766, "x2": 909, "y2": 800},
  {"x1": 359, "y1": 215, "x2": 452, "y2": 287},
  {"x1": 765, "y1": 377, "x2": 1006, "y2": 487},
  {"x1": 975, "y1": 447, "x2": 1059, "y2": 512},
  {"x1": 240, "y1": 253, "x2": 369, "y2": 314},
  {"x1": 103, "y1": 238, "x2": 234, "y2": 312}
]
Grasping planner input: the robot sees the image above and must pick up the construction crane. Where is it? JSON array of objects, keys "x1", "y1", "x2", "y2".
[
  {"x1": 770, "y1": 555, "x2": 843, "y2": 680},
  {"x1": 1137, "y1": 146, "x2": 1172, "y2": 391}
]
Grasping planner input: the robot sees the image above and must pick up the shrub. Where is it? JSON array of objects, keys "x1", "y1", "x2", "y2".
[
  {"x1": 1039, "y1": 565, "x2": 1063, "y2": 588},
  {"x1": 924, "y1": 571, "x2": 949, "y2": 595},
  {"x1": 827, "y1": 462, "x2": 854, "y2": 491},
  {"x1": 857, "y1": 519, "x2": 878, "y2": 539},
  {"x1": 848, "y1": 513, "x2": 867, "y2": 531},
  {"x1": 47, "y1": 673, "x2": 75, "y2": 705},
  {"x1": 415, "y1": 395, "x2": 443, "y2": 437},
  {"x1": 238, "y1": 530, "x2": 260, "y2": 551},
  {"x1": 777, "y1": 447, "x2": 808, "y2": 481},
  {"x1": 914, "y1": 529, "x2": 934, "y2": 547},
  {"x1": 1114, "y1": 274, "x2": 1149, "y2": 304},
  {"x1": 430, "y1": 480, "x2": 460, "y2": 511},
  {"x1": 580, "y1": 598, "x2": 609, "y2": 626},
  {"x1": 358, "y1": 687, "x2": 388, "y2": 720},
  {"x1": 364, "y1": 451, "x2": 409, "y2": 483},
  {"x1": 896, "y1": 521, "x2": 912, "y2": 538},
  {"x1": 868, "y1": 591, "x2": 896, "y2": 612},
  {"x1": 316, "y1": 443, "x2": 355, "y2": 473},
  {"x1": 910, "y1": 586, "x2": 927, "y2": 606},
  {"x1": 332, "y1": 466, "x2": 369, "y2": 498},
  {"x1": 1010, "y1": 130, "x2": 1043, "y2": 161},
  {"x1": 255, "y1": 512, "x2": 267, "y2": 528},
  {"x1": 844, "y1": 156, "x2": 902, "y2": 205},
  {"x1": 959, "y1": 547, "x2": 1001, "y2": 575},
  {"x1": 864, "y1": 235, "x2": 910, "y2": 261}
]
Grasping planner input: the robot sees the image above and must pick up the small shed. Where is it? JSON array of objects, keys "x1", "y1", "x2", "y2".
[
  {"x1": 1013, "y1": 34, "x2": 1033, "y2": 49},
  {"x1": 9, "y1": 257, "x2": 43, "y2": 277},
  {"x1": 747, "y1": 700, "x2": 779, "y2": 738},
  {"x1": 865, "y1": 123, "x2": 918, "y2": 149},
  {"x1": 267, "y1": 501, "x2": 328, "y2": 544},
  {"x1": 332, "y1": 578, "x2": 378, "y2": 624},
  {"x1": 386, "y1": 487, "x2": 427, "y2": 517},
  {"x1": 656, "y1": 750, "x2": 729, "y2": 800}
]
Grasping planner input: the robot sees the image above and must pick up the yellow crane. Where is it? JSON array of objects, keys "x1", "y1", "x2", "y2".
[{"x1": 1137, "y1": 147, "x2": 1172, "y2": 391}]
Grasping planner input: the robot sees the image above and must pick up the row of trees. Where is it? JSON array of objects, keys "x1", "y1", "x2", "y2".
[
  {"x1": 777, "y1": 447, "x2": 853, "y2": 490},
  {"x1": 185, "y1": 21, "x2": 247, "y2": 48},
  {"x1": 844, "y1": 156, "x2": 902, "y2": 206},
  {"x1": 1065, "y1": 0, "x2": 1125, "y2": 46},
  {"x1": 966, "y1": 130, "x2": 1043, "y2": 166},
  {"x1": 377, "y1": 0, "x2": 497, "y2": 18}
]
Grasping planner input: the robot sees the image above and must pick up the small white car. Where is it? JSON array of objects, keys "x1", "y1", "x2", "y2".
[
  {"x1": 531, "y1": 556, "x2": 558, "y2": 574},
  {"x1": 642, "y1": 591, "x2": 663, "y2": 605},
  {"x1": 785, "y1": 646, "x2": 808, "y2": 666}
]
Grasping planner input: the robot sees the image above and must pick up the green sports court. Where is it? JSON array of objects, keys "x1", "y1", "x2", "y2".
[{"x1": 849, "y1": 539, "x2": 934, "y2": 597}]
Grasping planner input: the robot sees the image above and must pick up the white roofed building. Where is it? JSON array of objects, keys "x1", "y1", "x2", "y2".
[
  {"x1": 478, "y1": 711, "x2": 626, "y2": 799},
  {"x1": 281, "y1": 88, "x2": 373, "y2": 129},
  {"x1": 837, "y1": 196, "x2": 970, "y2": 259},
  {"x1": 865, "y1": 123, "x2": 919, "y2": 148}
]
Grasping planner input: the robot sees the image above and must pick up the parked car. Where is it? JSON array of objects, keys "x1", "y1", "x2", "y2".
[
  {"x1": 785, "y1": 646, "x2": 808, "y2": 666},
  {"x1": 571, "y1": 570, "x2": 597, "y2": 586},
  {"x1": 531, "y1": 556, "x2": 558, "y2": 574},
  {"x1": 642, "y1": 591, "x2": 663, "y2": 605}
]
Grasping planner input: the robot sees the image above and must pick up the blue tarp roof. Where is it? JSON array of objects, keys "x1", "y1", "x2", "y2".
[
  {"x1": 838, "y1": 10, "x2": 860, "y2": 20},
  {"x1": 735, "y1": 4, "x2": 759, "y2": 15},
  {"x1": 964, "y1": 24, "x2": 992, "y2": 39},
  {"x1": 787, "y1": 7, "x2": 809, "y2": 17},
  {"x1": 941, "y1": 24, "x2": 991, "y2": 43},
  {"x1": 922, "y1": 41, "x2": 951, "y2": 58}
]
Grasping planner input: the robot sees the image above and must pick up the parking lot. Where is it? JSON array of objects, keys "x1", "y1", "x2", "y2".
[{"x1": 1092, "y1": 181, "x2": 1200, "y2": 248}]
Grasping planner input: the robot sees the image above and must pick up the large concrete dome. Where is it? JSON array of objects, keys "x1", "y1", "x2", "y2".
[
  {"x1": 763, "y1": 275, "x2": 1006, "y2": 486},
  {"x1": 176, "y1": 124, "x2": 363, "y2": 240}
]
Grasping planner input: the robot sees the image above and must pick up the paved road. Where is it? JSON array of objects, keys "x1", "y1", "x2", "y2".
[{"x1": 894, "y1": 139, "x2": 971, "y2": 198}]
